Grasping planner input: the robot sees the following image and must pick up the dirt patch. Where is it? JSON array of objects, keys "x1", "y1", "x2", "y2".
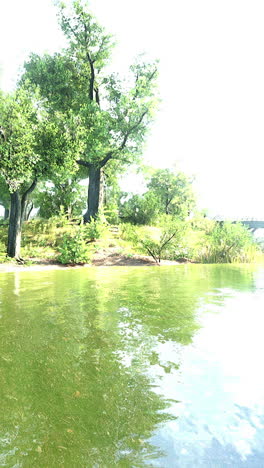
[
  {"x1": 91, "y1": 247, "x2": 184, "y2": 266},
  {"x1": 92, "y1": 250, "x2": 156, "y2": 266},
  {"x1": 0, "y1": 248, "x2": 187, "y2": 273}
]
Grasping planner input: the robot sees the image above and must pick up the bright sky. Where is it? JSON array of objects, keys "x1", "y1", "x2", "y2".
[{"x1": 0, "y1": 0, "x2": 264, "y2": 219}]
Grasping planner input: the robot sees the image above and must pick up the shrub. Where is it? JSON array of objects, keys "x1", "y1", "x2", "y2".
[
  {"x1": 119, "y1": 223, "x2": 139, "y2": 243},
  {"x1": 83, "y1": 216, "x2": 107, "y2": 241},
  {"x1": 103, "y1": 205, "x2": 120, "y2": 225},
  {"x1": 119, "y1": 193, "x2": 159, "y2": 225},
  {"x1": 198, "y1": 222, "x2": 259, "y2": 263},
  {"x1": 57, "y1": 227, "x2": 92, "y2": 264},
  {"x1": 136, "y1": 218, "x2": 187, "y2": 263}
]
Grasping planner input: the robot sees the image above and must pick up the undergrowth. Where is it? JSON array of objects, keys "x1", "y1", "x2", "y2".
[{"x1": 0, "y1": 216, "x2": 262, "y2": 265}]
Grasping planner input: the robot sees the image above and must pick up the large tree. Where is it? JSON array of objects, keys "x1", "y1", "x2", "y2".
[
  {"x1": 23, "y1": 0, "x2": 159, "y2": 222},
  {"x1": 34, "y1": 177, "x2": 86, "y2": 219},
  {"x1": 147, "y1": 168, "x2": 196, "y2": 219},
  {"x1": 0, "y1": 88, "x2": 77, "y2": 258},
  {"x1": 0, "y1": 88, "x2": 40, "y2": 257}
]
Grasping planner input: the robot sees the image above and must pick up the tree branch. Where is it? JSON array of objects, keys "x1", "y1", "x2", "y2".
[
  {"x1": 95, "y1": 87, "x2": 100, "y2": 106},
  {"x1": 133, "y1": 67, "x2": 158, "y2": 101},
  {"x1": 77, "y1": 159, "x2": 92, "y2": 168},
  {"x1": 21, "y1": 179, "x2": 37, "y2": 227},
  {"x1": 21, "y1": 179, "x2": 37, "y2": 201},
  {"x1": 99, "y1": 152, "x2": 113, "y2": 168},
  {"x1": 160, "y1": 232, "x2": 177, "y2": 251},
  {"x1": 0, "y1": 127, "x2": 6, "y2": 141},
  {"x1": 82, "y1": 23, "x2": 96, "y2": 102},
  {"x1": 119, "y1": 109, "x2": 148, "y2": 150}
]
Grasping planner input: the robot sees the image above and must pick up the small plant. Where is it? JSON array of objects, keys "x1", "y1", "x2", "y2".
[
  {"x1": 83, "y1": 216, "x2": 107, "y2": 242},
  {"x1": 198, "y1": 222, "x2": 259, "y2": 263},
  {"x1": 103, "y1": 206, "x2": 120, "y2": 225},
  {"x1": 57, "y1": 227, "x2": 92, "y2": 264},
  {"x1": 137, "y1": 219, "x2": 186, "y2": 263},
  {"x1": 47, "y1": 209, "x2": 69, "y2": 228},
  {"x1": 119, "y1": 223, "x2": 138, "y2": 243}
]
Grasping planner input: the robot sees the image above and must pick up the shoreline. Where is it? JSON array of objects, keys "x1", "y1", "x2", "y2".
[{"x1": 0, "y1": 254, "x2": 186, "y2": 273}]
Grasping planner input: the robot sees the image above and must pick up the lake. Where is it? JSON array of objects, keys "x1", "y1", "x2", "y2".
[{"x1": 0, "y1": 264, "x2": 264, "y2": 467}]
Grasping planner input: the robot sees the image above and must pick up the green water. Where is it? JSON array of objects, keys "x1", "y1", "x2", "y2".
[{"x1": 1, "y1": 264, "x2": 264, "y2": 467}]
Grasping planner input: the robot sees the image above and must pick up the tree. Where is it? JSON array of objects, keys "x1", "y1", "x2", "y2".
[
  {"x1": 119, "y1": 192, "x2": 159, "y2": 225},
  {"x1": 23, "y1": 0, "x2": 159, "y2": 222},
  {"x1": 0, "y1": 88, "x2": 40, "y2": 257},
  {"x1": 0, "y1": 176, "x2": 10, "y2": 220},
  {"x1": 34, "y1": 177, "x2": 86, "y2": 219},
  {"x1": 0, "y1": 88, "x2": 77, "y2": 258},
  {"x1": 147, "y1": 168, "x2": 196, "y2": 218}
]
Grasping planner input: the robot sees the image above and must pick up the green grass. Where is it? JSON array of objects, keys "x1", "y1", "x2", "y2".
[{"x1": 0, "y1": 218, "x2": 263, "y2": 265}]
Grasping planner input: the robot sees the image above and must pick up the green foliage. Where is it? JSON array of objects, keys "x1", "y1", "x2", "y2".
[
  {"x1": 0, "y1": 83, "x2": 79, "y2": 257},
  {"x1": 189, "y1": 212, "x2": 215, "y2": 232},
  {"x1": 104, "y1": 177, "x2": 122, "y2": 224},
  {"x1": 45, "y1": 211, "x2": 70, "y2": 229},
  {"x1": 119, "y1": 192, "x2": 158, "y2": 225},
  {"x1": 0, "y1": 87, "x2": 40, "y2": 192},
  {"x1": 24, "y1": 4, "x2": 159, "y2": 167},
  {"x1": 83, "y1": 216, "x2": 107, "y2": 241},
  {"x1": 119, "y1": 223, "x2": 139, "y2": 242},
  {"x1": 34, "y1": 179, "x2": 86, "y2": 219},
  {"x1": 0, "y1": 176, "x2": 10, "y2": 214},
  {"x1": 0, "y1": 85, "x2": 76, "y2": 189},
  {"x1": 198, "y1": 222, "x2": 259, "y2": 263},
  {"x1": 147, "y1": 168, "x2": 196, "y2": 218},
  {"x1": 21, "y1": 243, "x2": 56, "y2": 260},
  {"x1": 57, "y1": 227, "x2": 92, "y2": 264},
  {"x1": 23, "y1": 1, "x2": 159, "y2": 221},
  {"x1": 103, "y1": 206, "x2": 119, "y2": 225},
  {"x1": 135, "y1": 218, "x2": 187, "y2": 263},
  {"x1": 0, "y1": 239, "x2": 6, "y2": 253},
  {"x1": 118, "y1": 168, "x2": 196, "y2": 225}
]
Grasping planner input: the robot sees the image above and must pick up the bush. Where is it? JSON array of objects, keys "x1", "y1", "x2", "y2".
[
  {"x1": 119, "y1": 193, "x2": 159, "y2": 225},
  {"x1": 57, "y1": 227, "x2": 92, "y2": 264},
  {"x1": 119, "y1": 223, "x2": 139, "y2": 243},
  {"x1": 0, "y1": 240, "x2": 8, "y2": 263},
  {"x1": 136, "y1": 218, "x2": 187, "y2": 263},
  {"x1": 103, "y1": 205, "x2": 120, "y2": 225},
  {"x1": 83, "y1": 216, "x2": 107, "y2": 241},
  {"x1": 198, "y1": 222, "x2": 259, "y2": 263}
]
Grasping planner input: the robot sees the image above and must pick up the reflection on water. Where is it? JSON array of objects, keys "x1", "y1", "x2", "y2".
[{"x1": 0, "y1": 264, "x2": 263, "y2": 467}]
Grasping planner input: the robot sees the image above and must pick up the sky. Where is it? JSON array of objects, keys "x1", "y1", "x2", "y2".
[{"x1": 0, "y1": 0, "x2": 264, "y2": 219}]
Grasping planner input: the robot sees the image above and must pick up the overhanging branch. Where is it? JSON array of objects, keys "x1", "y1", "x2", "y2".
[
  {"x1": 99, "y1": 152, "x2": 113, "y2": 168},
  {"x1": 21, "y1": 179, "x2": 37, "y2": 201},
  {"x1": 119, "y1": 109, "x2": 148, "y2": 150},
  {"x1": 77, "y1": 159, "x2": 92, "y2": 168}
]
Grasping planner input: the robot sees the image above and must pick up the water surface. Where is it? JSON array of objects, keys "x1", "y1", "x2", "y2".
[{"x1": 0, "y1": 264, "x2": 264, "y2": 467}]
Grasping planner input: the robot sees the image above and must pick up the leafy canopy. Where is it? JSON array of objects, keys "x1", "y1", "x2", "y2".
[
  {"x1": 147, "y1": 168, "x2": 196, "y2": 218},
  {"x1": 0, "y1": 88, "x2": 40, "y2": 191},
  {"x1": 22, "y1": 0, "x2": 159, "y2": 172}
]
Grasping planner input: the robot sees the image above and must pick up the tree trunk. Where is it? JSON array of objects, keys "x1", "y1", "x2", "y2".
[
  {"x1": 4, "y1": 207, "x2": 9, "y2": 220},
  {"x1": 25, "y1": 201, "x2": 34, "y2": 221},
  {"x1": 83, "y1": 166, "x2": 101, "y2": 223},
  {"x1": 7, "y1": 180, "x2": 37, "y2": 258},
  {"x1": 99, "y1": 170, "x2": 106, "y2": 209},
  {"x1": 21, "y1": 196, "x2": 28, "y2": 226},
  {"x1": 21, "y1": 179, "x2": 37, "y2": 226},
  {"x1": 21, "y1": 199, "x2": 29, "y2": 222},
  {"x1": 7, "y1": 191, "x2": 22, "y2": 258}
]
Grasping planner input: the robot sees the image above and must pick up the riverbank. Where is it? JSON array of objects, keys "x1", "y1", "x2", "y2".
[
  {"x1": 0, "y1": 250, "x2": 185, "y2": 273},
  {"x1": 0, "y1": 219, "x2": 261, "y2": 270}
]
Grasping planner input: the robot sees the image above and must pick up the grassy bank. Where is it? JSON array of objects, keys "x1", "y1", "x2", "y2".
[{"x1": 0, "y1": 216, "x2": 263, "y2": 266}]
